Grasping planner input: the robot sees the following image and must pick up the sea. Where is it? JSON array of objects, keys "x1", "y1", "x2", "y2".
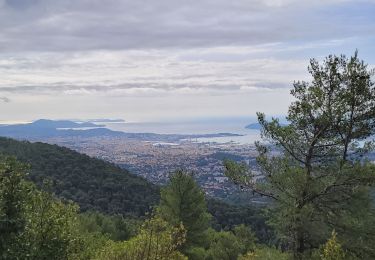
[{"x1": 100, "y1": 118, "x2": 261, "y2": 145}]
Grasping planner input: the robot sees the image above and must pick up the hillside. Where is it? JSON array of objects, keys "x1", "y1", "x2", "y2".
[
  {"x1": 0, "y1": 137, "x2": 159, "y2": 216},
  {"x1": 0, "y1": 137, "x2": 270, "y2": 241}
]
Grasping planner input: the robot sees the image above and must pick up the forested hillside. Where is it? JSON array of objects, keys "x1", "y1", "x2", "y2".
[
  {"x1": 0, "y1": 137, "x2": 159, "y2": 216},
  {"x1": 0, "y1": 158, "x2": 278, "y2": 260},
  {"x1": 0, "y1": 137, "x2": 268, "y2": 239}
]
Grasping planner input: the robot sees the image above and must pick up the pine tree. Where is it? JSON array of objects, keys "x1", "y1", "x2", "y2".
[
  {"x1": 158, "y1": 170, "x2": 211, "y2": 252},
  {"x1": 225, "y1": 52, "x2": 375, "y2": 259}
]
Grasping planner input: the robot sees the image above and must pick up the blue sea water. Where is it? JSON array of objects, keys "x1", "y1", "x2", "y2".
[{"x1": 101, "y1": 118, "x2": 261, "y2": 145}]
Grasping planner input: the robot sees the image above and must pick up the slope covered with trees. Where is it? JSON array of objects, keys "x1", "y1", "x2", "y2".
[
  {"x1": 0, "y1": 137, "x2": 159, "y2": 216},
  {"x1": 0, "y1": 147, "x2": 360, "y2": 259},
  {"x1": 0, "y1": 155, "x2": 278, "y2": 260},
  {"x1": 0, "y1": 136, "x2": 267, "y2": 236}
]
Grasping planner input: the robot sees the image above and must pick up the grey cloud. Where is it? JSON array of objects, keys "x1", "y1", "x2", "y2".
[
  {"x1": 5, "y1": 0, "x2": 38, "y2": 10},
  {"x1": 0, "y1": 48, "x2": 308, "y2": 96},
  {"x1": 0, "y1": 96, "x2": 10, "y2": 102},
  {"x1": 0, "y1": 81, "x2": 287, "y2": 97},
  {"x1": 0, "y1": 0, "x2": 374, "y2": 52}
]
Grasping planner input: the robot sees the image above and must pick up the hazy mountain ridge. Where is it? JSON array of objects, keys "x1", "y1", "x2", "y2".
[
  {"x1": 32, "y1": 119, "x2": 103, "y2": 128},
  {"x1": 0, "y1": 119, "x2": 241, "y2": 141}
]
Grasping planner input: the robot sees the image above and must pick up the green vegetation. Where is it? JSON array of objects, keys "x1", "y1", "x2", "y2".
[
  {"x1": 96, "y1": 216, "x2": 187, "y2": 260},
  {"x1": 0, "y1": 157, "x2": 85, "y2": 259},
  {"x1": 0, "y1": 136, "x2": 269, "y2": 237},
  {"x1": 207, "y1": 199, "x2": 273, "y2": 244},
  {"x1": 320, "y1": 231, "x2": 346, "y2": 260},
  {"x1": 158, "y1": 170, "x2": 211, "y2": 253},
  {"x1": 0, "y1": 137, "x2": 159, "y2": 216},
  {"x1": 238, "y1": 247, "x2": 290, "y2": 260},
  {"x1": 78, "y1": 211, "x2": 141, "y2": 241},
  {"x1": 157, "y1": 170, "x2": 274, "y2": 260},
  {"x1": 0, "y1": 157, "x2": 277, "y2": 259}
]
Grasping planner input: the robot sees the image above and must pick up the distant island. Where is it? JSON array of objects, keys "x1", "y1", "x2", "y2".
[
  {"x1": 32, "y1": 119, "x2": 103, "y2": 128},
  {"x1": 0, "y1": 120, "x2": 115, "y2": 139}
]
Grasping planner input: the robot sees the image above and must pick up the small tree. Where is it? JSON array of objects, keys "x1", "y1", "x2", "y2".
[
  {"x1": 0, "y1": 157, "x2": 87, "y2": 259},
  {"x1": 233, "y1": 224, "x2": 257, "y2": 253},
  {"x1": 158, "y1": 170, "x2": 211, "y2": 251},
  {"x1": 25, "y1": 188, "x2": 84, "y2": 260},
  {"x1": 206, "y1": 230, "x2": 244, "y2": 260},
  {"x1": 321, "y1": 231, "x2": 345, "y2": 260},
  {"x1": 97, "y1": 216, "x2": 187, "y2": 260}
]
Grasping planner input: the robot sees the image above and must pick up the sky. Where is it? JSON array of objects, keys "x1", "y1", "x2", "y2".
[{"x1": 0, "y1": 0, "x2": 374, "y2": 122}]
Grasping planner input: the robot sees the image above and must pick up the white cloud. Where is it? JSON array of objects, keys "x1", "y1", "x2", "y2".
[{"x1": 0, "y1": 48, "x2": 309, "y2": 98}]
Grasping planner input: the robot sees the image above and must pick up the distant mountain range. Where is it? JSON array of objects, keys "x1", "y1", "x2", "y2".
[
  {"x1": 0, "y1": 119, "x2": 241, "y2": 141},
  {"x1": 0, "y1": 119, "x2": 120, "y2": 139},
  {"x1": 32, "y1": 119, "x2": 104, "y2": 128}
]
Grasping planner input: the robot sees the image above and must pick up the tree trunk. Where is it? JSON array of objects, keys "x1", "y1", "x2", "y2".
[{"x1": 293, "y1": 230, "x2": 305, "y2": 260}]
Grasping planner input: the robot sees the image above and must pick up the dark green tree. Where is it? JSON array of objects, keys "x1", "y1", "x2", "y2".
[
  {"x1": 24, "y1": 188, "x2": 84, "y2": 260},
  {"x1": 78, "y1": 211, "x2": 140, "y2": 241},
  {"x1": 158, "y1": 170, "x2": 211, "y2": 254},
  {"x1": 97, "y1": 215, "x2": 187, "y2": 260},
  {"x1": 0, "y1": 156, "x2": 88, "y2": 259},
  {"x1": 233, "y1": 224, "x2": 257, "y2": 253},
  {"x1": 206, "y1": 230, "x2": 244, "y2": 260},
  {"x1": 204, "y1": 225, "x2": 257, "y2": 260},
  {"x1": 0, "y1": 156, "x2": 31, "y2": 259},
  {"x1": 225, "y1": 52, "x2": 375, "y2": 259}
]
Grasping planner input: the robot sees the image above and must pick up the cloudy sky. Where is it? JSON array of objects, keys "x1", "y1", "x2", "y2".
[{"x1": 0, "y1": 0, "x2": 374, "y2": 122}]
